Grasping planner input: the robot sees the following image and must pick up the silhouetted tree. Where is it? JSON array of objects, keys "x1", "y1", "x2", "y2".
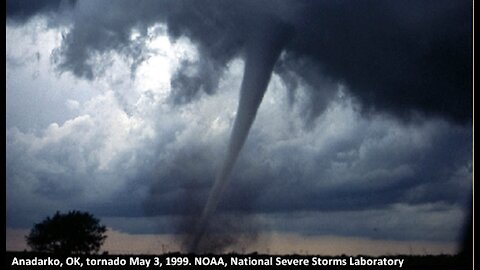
[{"x1": 26, "y1": 210, "x2": 107, "y2": 255}]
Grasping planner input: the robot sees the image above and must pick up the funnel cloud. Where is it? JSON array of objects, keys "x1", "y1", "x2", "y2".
[{"x1": 188, "y1": 21, "x2": 293, "y2": 252}]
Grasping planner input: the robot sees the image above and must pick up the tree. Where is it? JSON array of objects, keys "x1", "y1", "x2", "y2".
[{"x1": 26, "y1": 210, "x2": 107, "y2": 255}]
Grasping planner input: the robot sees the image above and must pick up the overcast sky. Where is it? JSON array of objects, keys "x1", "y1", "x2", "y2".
[{"x1": 6, "y1": 0, "x2": 472, "y2": 254}]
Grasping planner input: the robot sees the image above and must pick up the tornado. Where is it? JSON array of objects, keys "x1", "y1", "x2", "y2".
[{"x1": 188, "y1": 22, "x2": 292, "y2": 253}]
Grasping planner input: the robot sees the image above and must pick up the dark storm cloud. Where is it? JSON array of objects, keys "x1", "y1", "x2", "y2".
[
  {"x1": 6, "y1": 0, "x2": 76, "y2": 23},
  {"x1": 169, "y1": 57, "x2": 223, "y2": 104},
  {"x1": 281, "y1": 0, "x2": 472, "y2": 123},
  {"x1": 143, "y1": 115, "x2": 472, "y2": 217},
  {"x1": 6, "y1": 0, "x2": 472, "y2": 123}
]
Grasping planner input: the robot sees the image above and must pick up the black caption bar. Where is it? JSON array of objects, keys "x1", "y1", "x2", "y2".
[{"x1": 5, "y1": 252, "x2": 469, "y2": 270}]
